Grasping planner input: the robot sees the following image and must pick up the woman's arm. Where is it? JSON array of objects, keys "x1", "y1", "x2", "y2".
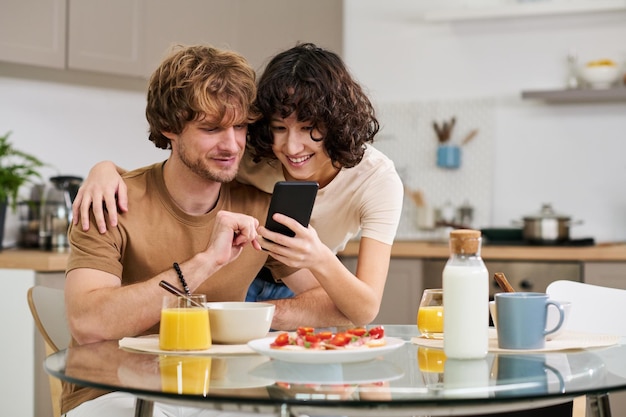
[
  {"x1": 261, "y1": 216, "x2": 390, "y2": 326},
  {"x1": 73, "y1": 161, "x2": 128, "y2": 233}
]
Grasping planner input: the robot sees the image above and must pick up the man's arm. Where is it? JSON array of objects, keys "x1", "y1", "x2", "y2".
[
  {"x1": 66, "y1": 210, "x2": 262, "y2": 345},
  {"x1": 66, "y1": 267, "x2": 188, "y2": 345}
]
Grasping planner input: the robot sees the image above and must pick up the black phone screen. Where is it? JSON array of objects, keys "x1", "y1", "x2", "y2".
[{"x1": 264, "y1": 181, "x2": 319, "y2": 237}]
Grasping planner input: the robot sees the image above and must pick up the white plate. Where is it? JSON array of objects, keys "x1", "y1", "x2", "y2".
[
  {"x1": 247, "y1": 336, "x2": 405, "y2": 364},
  {"x1": 248, "y1": 358, "x2": 404, "y2": 384}
]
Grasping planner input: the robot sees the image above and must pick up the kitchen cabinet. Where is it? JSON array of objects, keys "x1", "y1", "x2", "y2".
[
  {"x1": 1, "y1": 0, "x2": 342, "y2": 78},
  {"x1": 0, "y1": 250, "x2": 67, "y2": 417},
  {"x1": 340, "y1": 256, "x2": 423, "y2": 325},
  {"x1": 0, "y1": 0, "x2": 66, "y2": 69},
  {"x1": 584, "y1": 262, "x2": 626, "y2": 289},
  {"x1": 521, "y1": 87, "x2": 626, "y2": 103},
  {"x1": 67, "y1": 0, "x2": 240, "y2": 78},
  {"x1": 0, "y1": 269, "x2": 65, "y2": 417}
]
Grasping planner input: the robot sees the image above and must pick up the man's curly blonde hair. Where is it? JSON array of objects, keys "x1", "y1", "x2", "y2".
[{"x1": 146, "y1": 44, "x2": 260, "y2": 150}]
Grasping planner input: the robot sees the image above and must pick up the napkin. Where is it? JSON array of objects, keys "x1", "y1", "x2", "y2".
[
  {"x1": 411, "y1": 328, "x2": 621, "y2": 353},
  {"x1": 119, "y1": 334, "x2": 255, "y2": 355}
]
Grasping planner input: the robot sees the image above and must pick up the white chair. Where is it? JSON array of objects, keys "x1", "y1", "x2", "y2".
[
  {"x1": 547, "y1": 280, "x2": 626, "y2": 417},
  {"x1": 27, "y1": 286, "x2": 71, "y2": 417}
]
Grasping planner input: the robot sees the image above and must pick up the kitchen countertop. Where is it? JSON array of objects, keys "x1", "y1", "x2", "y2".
[
  {"x1": 0, "y1": 249, "x2": 69, "y2": 271},
  {"x1": 3, "y1": 240, "x2": 626, "y2": 273},
  {"x1": 339, "y1": 240, "x2": 626, "y2": 262}
]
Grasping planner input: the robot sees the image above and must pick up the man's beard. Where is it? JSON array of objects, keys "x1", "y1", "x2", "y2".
[{"x1": 178, "y1": 144, "x2": 239, "y2": 184}]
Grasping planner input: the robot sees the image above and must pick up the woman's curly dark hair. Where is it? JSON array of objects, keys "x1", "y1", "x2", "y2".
[{"x1": 247, "y1": 43, "x2": 379, "y2": 169}]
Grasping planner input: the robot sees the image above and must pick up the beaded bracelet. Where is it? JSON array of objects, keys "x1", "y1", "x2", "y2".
[{"x1": 173, "y1": 262, "x2": 191, "y2": 296}]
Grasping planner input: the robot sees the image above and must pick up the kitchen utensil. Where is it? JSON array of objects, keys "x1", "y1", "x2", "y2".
[
  {"x1": 38, "y1": 186, "x2": 68, "y2": 251},
  {"x1": 579, "y1": 59, "x2": 621, "y2": 89},
  {"x1": 460, "y1": 129, "x2": 478, "y2": 146},
  {"x1": 489, "y1": 299, "x2": 571, "y2": 340},
  {"x1": 204, "y1": 302, "x2": 274, "y2": 344},
  {"x1": 433, "y1": 117, "x2": 456, "y2": 143},
  {"x1": 38, "y1": 175, "x2": 83, "y2": 251},
  {"x1": 514, "y1": 203, "x2": 582, "y2": 243},
  {"x1": 494, "y1": 272, "x2": 516, "y2": 293},
  {"x1": 50, "y1": 176, "x2": 83, "y2": 215},
  {"x1": 159, "y1": 294, "x2": 210, "y2": 351},
  {"x1": 436, "y1": 144, "x2": 461, "y2": 169},
  {"x1": 158, "y1": 280, "x2": 205, "y2": 308},
  {"x1": 417, "y1": 288, "x2": 443, "y2": 339},
  {"x1": 404, "y1": 186, "x2": 425, "y2": 207},
  {"x1": 495, "y1": 292, "x2": 564, "y2": 350}
]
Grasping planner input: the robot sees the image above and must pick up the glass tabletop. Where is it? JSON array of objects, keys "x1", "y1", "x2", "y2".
[{"x1": 45, "y1": 325, "x2": 626, "y2": 416}]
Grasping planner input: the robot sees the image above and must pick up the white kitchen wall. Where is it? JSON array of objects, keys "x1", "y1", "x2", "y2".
[
  {"x1": 344, "y1": 0, "x2": 626, "y2": 242},
  {"x1": 1, "y1": 0, "x2": 626, "y2": 244},
  {"x1": 375, "y1": 98, "x2": 495, "y2": 240},
  {"x1": 0, "y1": 63, "x2": 161, "y2": 246}
]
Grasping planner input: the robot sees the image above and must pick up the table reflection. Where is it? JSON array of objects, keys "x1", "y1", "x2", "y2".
[{"x1": 44, "y1": 326, "x2": 626, "y2": 417}]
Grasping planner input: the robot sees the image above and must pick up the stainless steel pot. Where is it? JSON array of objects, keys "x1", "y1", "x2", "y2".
[{"x1": 515, "y1": 204, "x2": 582, "y2": 243}]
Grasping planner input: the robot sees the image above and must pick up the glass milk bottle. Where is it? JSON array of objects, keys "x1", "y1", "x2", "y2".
[{"x1": 443, "y1": 229, "x2": 489, "y2": 359}]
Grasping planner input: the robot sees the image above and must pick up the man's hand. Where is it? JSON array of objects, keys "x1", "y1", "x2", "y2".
[{"x1": 206, "y1": 210, "x2": 262, "y2": 266}]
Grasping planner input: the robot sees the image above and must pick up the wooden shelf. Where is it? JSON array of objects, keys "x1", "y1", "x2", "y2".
[
  {"x1": 521, "y1": 86, "x2": 626, "y2": 103},
  {"x1": 424, "y1": 0, "x2": 626, "y2": 22}
]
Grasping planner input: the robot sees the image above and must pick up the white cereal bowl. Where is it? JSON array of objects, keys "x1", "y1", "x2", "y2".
[
  {"x1": 489, "y1": 299, "x2": 572, "y2": 340},
  {"x1": 205, "y1": 302, "x2": 275, "y2": 344},
  {"x1": 579, "y1": 64, "x2": 621, "y2": 89}
]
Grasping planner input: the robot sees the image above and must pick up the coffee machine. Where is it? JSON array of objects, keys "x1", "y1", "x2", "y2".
[{"x1": 38, "y1": 176, "x2": 83, "y2": 251}]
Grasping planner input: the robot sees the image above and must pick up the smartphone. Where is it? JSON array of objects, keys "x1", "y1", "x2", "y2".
[{"x1": 264, "y1": 181, "x2": 319, "y2": 237}]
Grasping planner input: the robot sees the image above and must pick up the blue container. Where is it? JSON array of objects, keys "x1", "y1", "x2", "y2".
[{"x1": 437, "y1": 145, "x2": 461, "y2": 169}]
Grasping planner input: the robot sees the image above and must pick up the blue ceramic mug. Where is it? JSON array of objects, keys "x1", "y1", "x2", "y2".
[{"x1": 495, "y1": 292, "x2": 564, "y2": 350}]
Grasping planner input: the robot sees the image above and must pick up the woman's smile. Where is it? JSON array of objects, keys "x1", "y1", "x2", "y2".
[{"x1": 286, "y1": 154, "x2": 313, "y2": 165}]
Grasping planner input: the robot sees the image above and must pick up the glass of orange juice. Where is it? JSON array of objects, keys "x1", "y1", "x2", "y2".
[
  {"x1": 417, "y1": 288, "x2": 443, "y2": 339},
  {"x1": 159, "y1": 295, "x2": 211, "y2": 351}
]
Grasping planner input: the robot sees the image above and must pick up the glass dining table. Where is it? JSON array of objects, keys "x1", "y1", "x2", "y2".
[{"x1": 45, "y1": 325, "x2": 626, "y2": 417}]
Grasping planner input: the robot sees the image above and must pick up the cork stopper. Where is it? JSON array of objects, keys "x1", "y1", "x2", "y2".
[{"x1": 449, "y1": 229, "x2": 482, "y2": 255}]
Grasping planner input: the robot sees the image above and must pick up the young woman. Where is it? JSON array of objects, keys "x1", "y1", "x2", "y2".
[{"x1": 73, "y1": 43, "x2": 403, "y2": 326}]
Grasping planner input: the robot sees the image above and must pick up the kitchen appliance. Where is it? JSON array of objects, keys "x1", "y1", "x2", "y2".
[
  {"x1": 38, "y1": 176, "x2": 82, "y2": 251},
  {"x1": 514, "y1": 203, "x2": 583, "y2": 243},
  {"x1": 481, "y1": 227, "x2": 595, "y2": 247},
  {"x1": 17, "y1": 184, "x2": 44, "y2": 248}
]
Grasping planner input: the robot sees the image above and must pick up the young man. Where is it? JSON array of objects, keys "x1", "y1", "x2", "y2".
[{"x1": 63, "y1": 44, "x2": 349, "y2": 417}]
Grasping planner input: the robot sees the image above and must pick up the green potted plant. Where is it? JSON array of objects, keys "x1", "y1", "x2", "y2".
[{"x1": 0, "y1": 131, "x2": 45, "y2": 249}]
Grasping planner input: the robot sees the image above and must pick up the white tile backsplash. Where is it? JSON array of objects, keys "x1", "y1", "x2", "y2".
[{"x1": 375, "y1": 98, "x2": 495, "y2": 240}]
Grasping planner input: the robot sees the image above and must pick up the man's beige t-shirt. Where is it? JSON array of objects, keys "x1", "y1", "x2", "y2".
[{"x1": 62, "y1": 161, "x2": 293, "y2": 414}]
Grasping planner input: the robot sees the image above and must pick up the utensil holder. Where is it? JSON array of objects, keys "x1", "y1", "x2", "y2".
[{"x1": 437, "y1": 145, "x2": 461, "y2": 169}]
